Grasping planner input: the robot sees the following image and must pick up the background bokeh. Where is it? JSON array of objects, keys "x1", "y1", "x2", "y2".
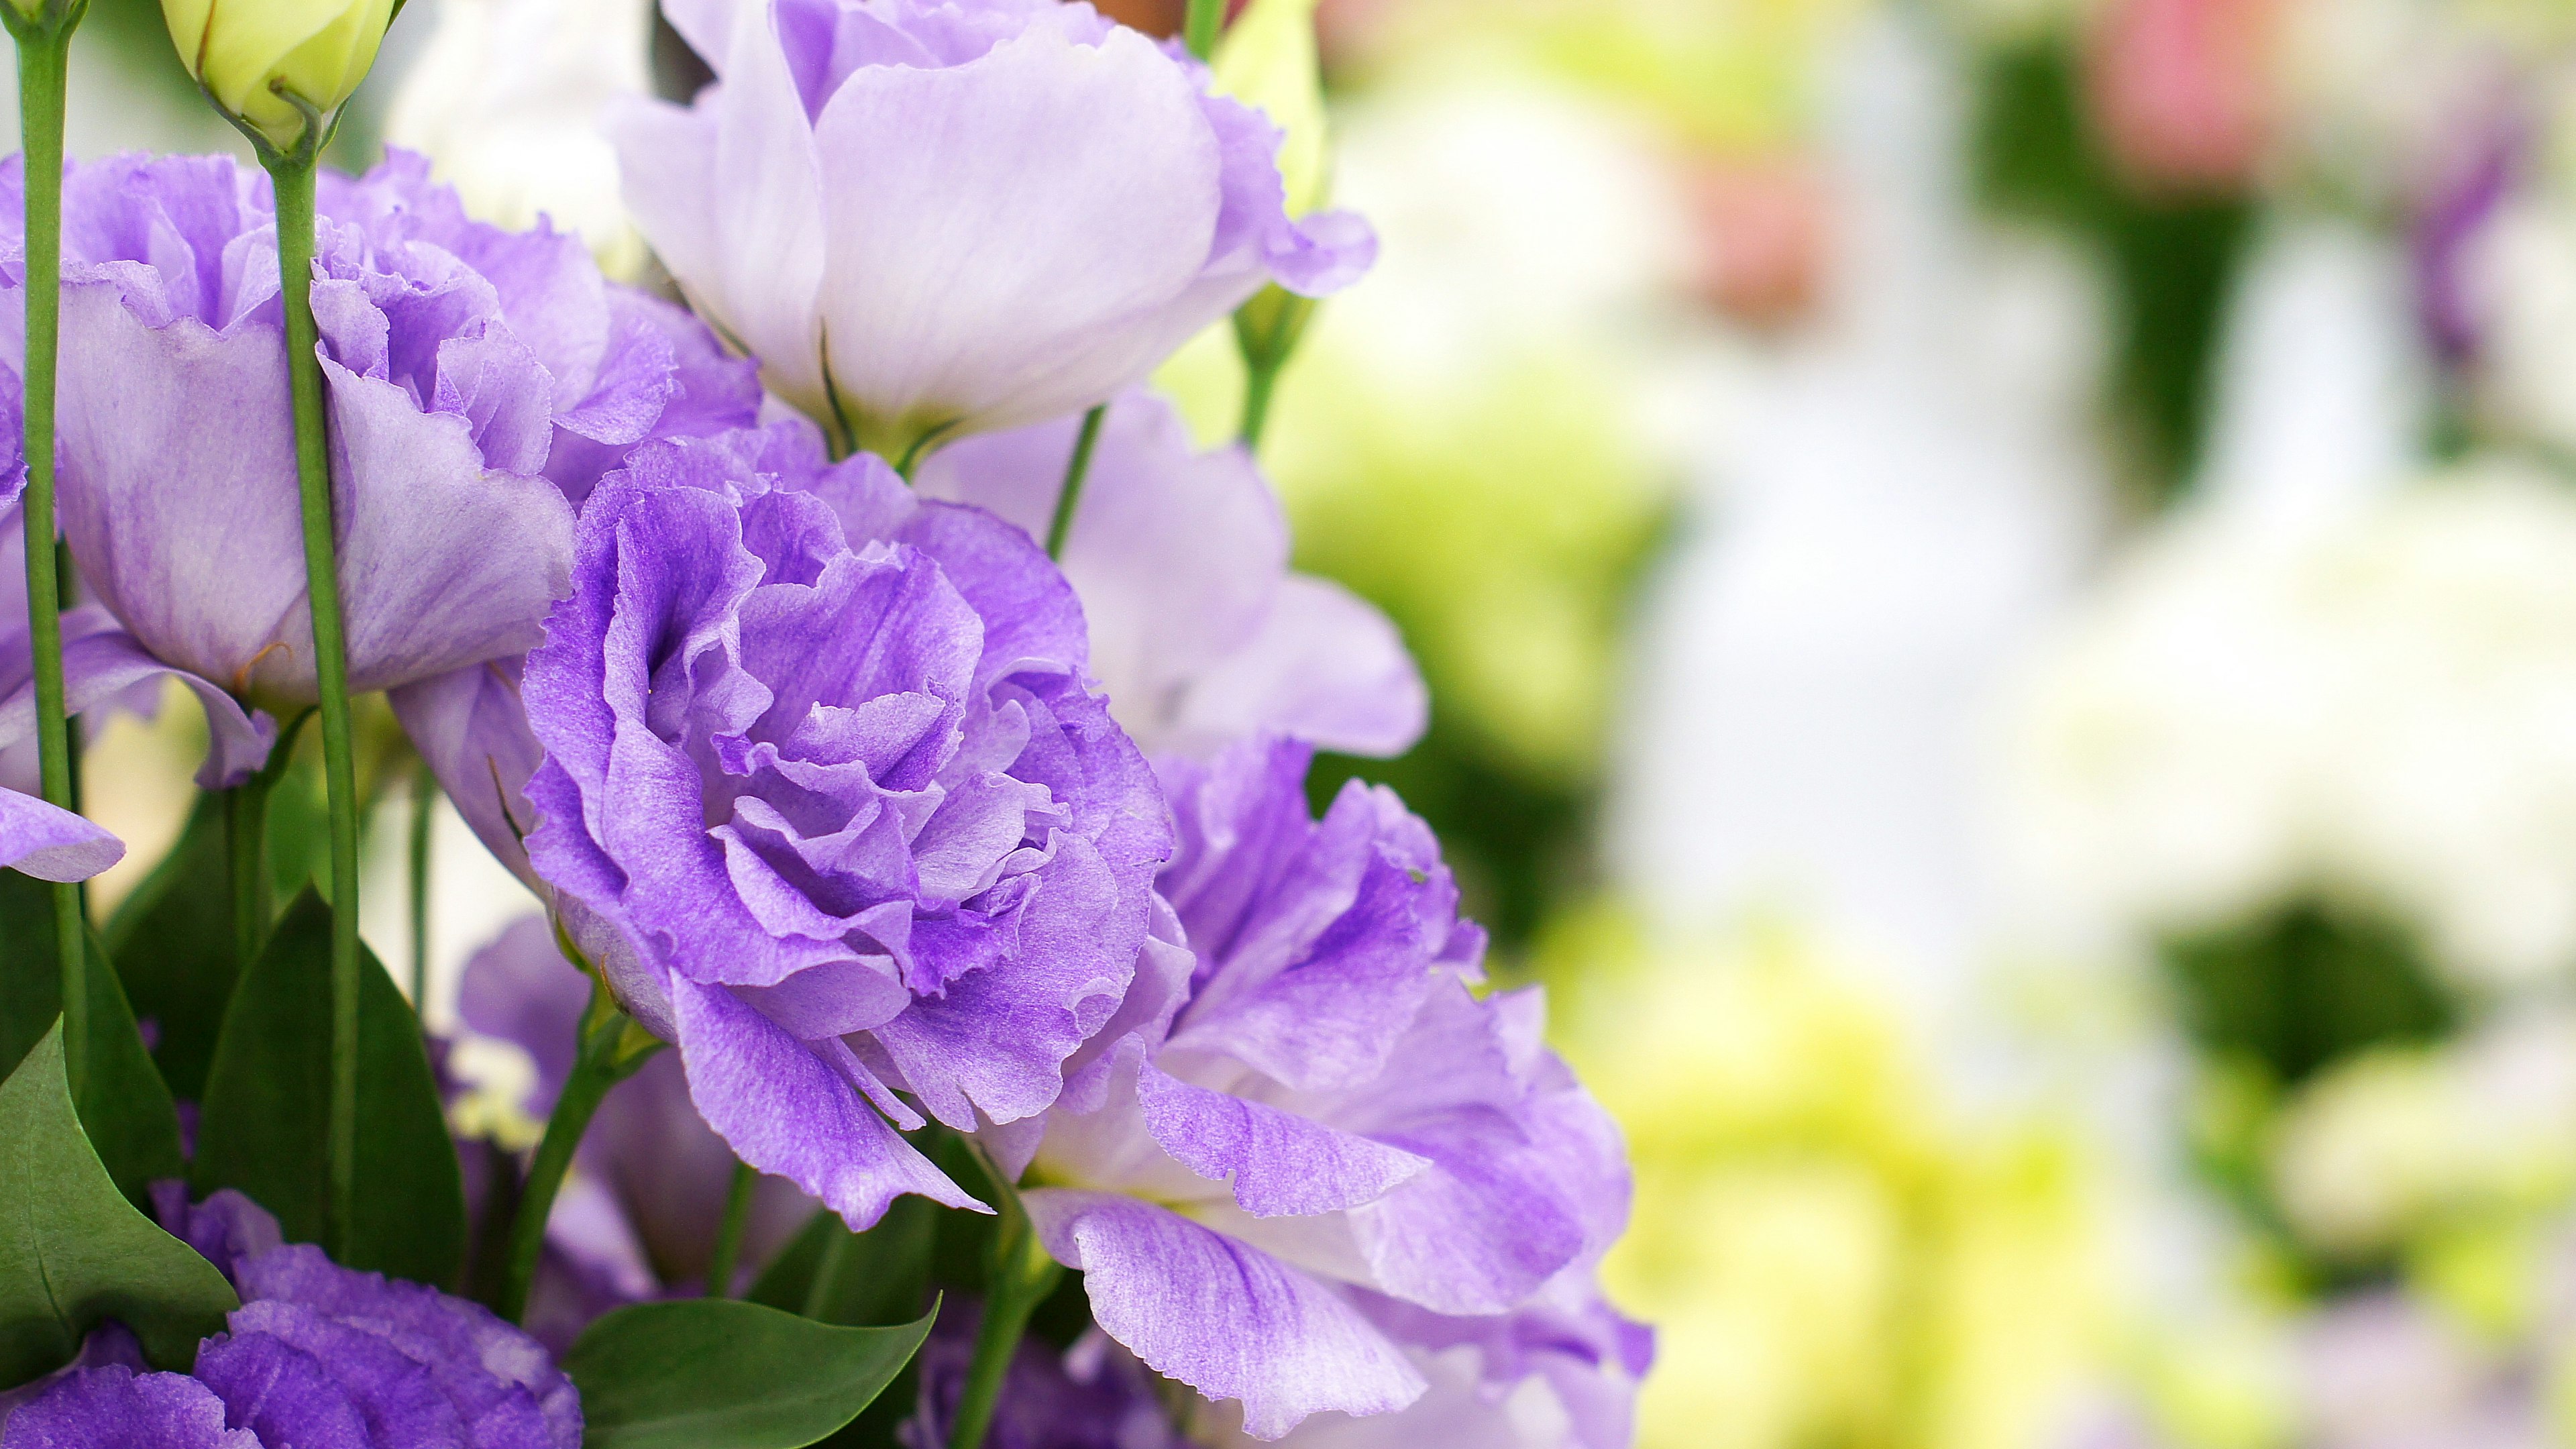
[{"x1": 44, "y1": 0, "x2": 2576, "y2": 1443}]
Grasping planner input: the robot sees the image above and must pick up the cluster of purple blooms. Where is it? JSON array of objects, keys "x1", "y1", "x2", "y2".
[{"x1": 0, "y1": 0, "x2": 1647, "y2": 1444}]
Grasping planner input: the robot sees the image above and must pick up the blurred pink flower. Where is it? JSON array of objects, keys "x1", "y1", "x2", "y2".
[{"x1": 2087, "y1": 0, "x2": 2279, "y2": 193}]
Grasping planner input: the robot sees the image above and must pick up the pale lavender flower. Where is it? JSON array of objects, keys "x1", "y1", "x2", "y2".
[
  {"x1": 981, "y1": 738, "x2": 1628, "y2": 1438},
  {"x1": 0, "y1": 148, "x2": 754, "y2": 798},
  {"x1": 614, "y1": 0, "x2": 1375, "y2": 459},
  {"x1": 916, "y1": 390, "x2": 1423, "y2": 760},
  {"x1": 517, "y1": 423, "x2": 1169, "y2": 1230}
]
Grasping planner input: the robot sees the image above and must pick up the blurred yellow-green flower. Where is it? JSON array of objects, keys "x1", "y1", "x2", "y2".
[{"x1": 1538, "y1": 906, "x2": 2110, "y2": 1449}]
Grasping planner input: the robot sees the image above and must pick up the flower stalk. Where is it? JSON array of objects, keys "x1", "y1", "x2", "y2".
[
  {"x1": 497, "y1": 979, "x2": 661, "y2": 1325},
  {"x1": 262, "y1": 148, "x2": 374, "y2": 1262},
  {"x1": 703, "y1": 1159, "x2": 757, "y2": 1299},
  {"x1": 1045, "y1": 405, "x2": 1108, "y2": 562},
  {"x1": 946, "y1": 1161, "x2": 1063, "y2": 1449},
  {"x1": 1183, "y1": 0, "x2": 1224, "y2": 60},
  {"x1": 6, "y1": 3, "x2": 89, "y2": 1087}
]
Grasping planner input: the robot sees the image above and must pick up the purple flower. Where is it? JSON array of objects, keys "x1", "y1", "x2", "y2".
[
  {"x1": 614, "y1": 0, "x2": 1375, "y2": 460},
  {"x1": 915, "y1": 390, "x2": 1424, "y2": 760},
  {"x1": 0, "y1": 148, "x2": 755, "y2": 796},
  {"x1": 981, "y1": 738, "x2": 1628, "y2": 1438},
  {"x1": 518, "y1": 423, "x2": 1170, "y2": 1230},
  {"x1": 1, "y1": 1191, "x2": 579, "y2": 1449},
  {"x1": 454, "y1": 915, "x2": 816, "y2": 1346}
]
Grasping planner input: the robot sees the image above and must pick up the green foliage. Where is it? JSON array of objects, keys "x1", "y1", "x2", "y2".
[
  {"x1": 0, "y1": 1024, "x2": 236, "y2": 1387},
  {"x1": 193, "y1": 888, "x2": 465, "y2": 1287},
  {"x1": 2161, "y1": 900, "x2": 2458, "y2": 1089},
  {"x1": 101, "y1": 792, "x2": 238, "y2": 1100},
  {"x1": 564, "y1": 1298, "x2": 936, "y2": 1449},
  {"x1": 1, "y1": 871, "x2": 185, "y2": 1207}
]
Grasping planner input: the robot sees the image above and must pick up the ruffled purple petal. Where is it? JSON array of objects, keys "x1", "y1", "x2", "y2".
[
  {"x1": 0, "y1": 1367, "x2": 258, "y2": 1449},
  {"x1": 1023, "y1": 1189, "x2": 1425, "y2": 1439}
]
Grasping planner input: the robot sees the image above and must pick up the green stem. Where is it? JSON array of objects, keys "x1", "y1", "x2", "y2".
[
  {"x1": 1238, "y1": 359, "x2": 1282, "y2": 451},
  {"x1": 264, "y1": 154, "x2": 366, "y2": 1261},
  {"x1": 223, "y1": 707, "x2": 309, "y2": 969},
  {"x1": 1183, "y1": 0, "x2": 1222, "y2": 60},
  {"x1": 1044, "y1": 405, "x2": 1107, "y2": 562},
  {"x1": 945, "y1": 1161, "x2": 1063, "y2": 1449},
  {"x1": 13, "y1": 22, "x2": 82, "y2": 1089},
  {"x1": 497, "y1": 989, "x2": 658, "y2": 1325},
  {"x1": 703, "y1": 1159, "x2": 757, "y2": 1298},
  {"x1": 408, "y1": 759, "x2": 437, "y2": 1009}
]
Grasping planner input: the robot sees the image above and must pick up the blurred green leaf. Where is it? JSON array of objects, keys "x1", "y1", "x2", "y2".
[
  {"x1": 101, "y1": 792, "x2": 238, "y2": 1101},
  {"x1": 0, "y1": 1024, "x2": 236, "y2": 1387},
  {"x1": 564, "y1": 1298, "x2": 936, "y2": 1449},
  {"x1": 192, "y1": 888, "x2": 464, "y2": 1287}
]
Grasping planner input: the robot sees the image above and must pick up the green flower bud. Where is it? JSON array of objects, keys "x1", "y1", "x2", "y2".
[
  {"x1": 1212, "y1": 0, "x2": 1328, "y2": 216},
  {"x1": 164, "y1": 0, "x2": 396, "y2": 150}
]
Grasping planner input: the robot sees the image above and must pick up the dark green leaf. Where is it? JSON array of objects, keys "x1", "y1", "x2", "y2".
[
  {"x1": 747, "y1": 1197, "x2": 935, "y2": 1328},
  {"x1": 565, "y1": 1298, "x2": 936, "y2": 1449},
  {"x1": 0, "y1": 1024, "x2": 237, "y2": 1387},
  {"x1": 100, "y1": 791, "x2": 239, "y2": 1100},
  {"x1": 192, "y1": 888, "x2": 464, "y2": 1288},
  {"x1": 1, "y1": 872, "x2": 186, "y2": 1207}
]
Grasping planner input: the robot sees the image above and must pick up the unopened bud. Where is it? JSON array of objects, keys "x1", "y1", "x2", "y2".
[{"x1": 163, "y1": 0, "x2": 396, "y2": 150}]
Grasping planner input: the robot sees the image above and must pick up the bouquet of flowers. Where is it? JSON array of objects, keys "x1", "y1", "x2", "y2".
[{"x1": 0, "y1": 0, "x2": 1647, "y2": 1445}]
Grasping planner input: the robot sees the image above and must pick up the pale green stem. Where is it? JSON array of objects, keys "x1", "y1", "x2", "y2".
[
  {"x1": 945, "y1": 1153, "x2": 1065, "y2": 1449},
  {"x1": 1183, "y1": 0, "x2": 1222, "y2": 60},
  {"x1": 409, "y1": 759, "x2": 437, "y2": 1009},
  {"x1": 13, "y1": 18, "x2": 83, "y2": 1087},
  {"x1": 264, "y1": 154, "x2": 366, "y2": 1260}
]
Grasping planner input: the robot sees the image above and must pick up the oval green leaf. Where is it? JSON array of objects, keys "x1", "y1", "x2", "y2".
[{"x1": 564, "y1": 1297, "x2": 938, "y2": 1449}]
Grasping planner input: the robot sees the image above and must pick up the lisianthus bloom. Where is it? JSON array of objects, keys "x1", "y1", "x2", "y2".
[
  {"x1": 1, "y1": 1191, "x2": 579, "y2": 1448},
  {"x1": 980, "y1": 739, "x2": 1628, "y2": 1438},
  {"x1": 0, "y1": 149, "x2": 755, "y2": 751},
  {"x1": 901, "y1": 1275, "x2": 1647, "y2": 1446},
  {"x1": 915, "y1": 390, "x2": 1424, "y2": 760},
  {"x1": 614, "y1": 0, "x2": 1375, "y2": 460},
  {"x1": 518, "y1": 424, "x2": 1169, "y2": 1229},
  {"x1": 455, "y1": 915, "x2": 815, "y2": 1345}
]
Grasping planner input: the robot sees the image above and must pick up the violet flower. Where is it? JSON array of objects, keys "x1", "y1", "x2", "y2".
[
  {"x1": 613, "y1": 0, "x2": 1375, "y2": 460},
  {"x1": 978, "y1": 738, "x2": 1628, "y2": 1438},
  {"x1": 0, "y1": 148, "x2": 755, "y2": 798},
  {"x1": 517, "y1": 423, "x2": 1169, "y2": 1230},
  {"x1": 0, "y1": 1191, "x2": 580, "y2": 1449},
  {"x1": 455, "y1": 915, "x2": 815, "y2": 1347},
  {"x1": 916, "y1": 390, "x2": 1424, "y2": 760}
]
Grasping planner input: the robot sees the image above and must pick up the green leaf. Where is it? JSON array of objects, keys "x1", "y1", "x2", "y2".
[
  {"x1": 1, "y1": 872, "x2": 187, "y2": 1208},
  {"x1": 747, "y1": 1197, "x2": 935, "y2": 1328},
  {"x1": 192, "y1": 888, "x2": 465, "y2": 1288},
  {"x1": 565, "y1": 1298, "x2": 937, "y2": 1449},
  {"x1": 100, "y1": 791, "x2": 240, "y2": 1100},
  {"x1": 0, "y1": 1024, "x2": 237, "y2": 1388}
]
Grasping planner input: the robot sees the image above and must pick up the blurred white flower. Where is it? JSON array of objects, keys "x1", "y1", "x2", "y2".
[
  {"x1": 2002, "y1": 461, "x2": 2576, "y2": 986},
  {"x1": 2271, "y1": 1015, "x2": 2576, "y2": 1258},
  {"x1": 383, "y1": 0, "x2": 654, "y2": 278}
]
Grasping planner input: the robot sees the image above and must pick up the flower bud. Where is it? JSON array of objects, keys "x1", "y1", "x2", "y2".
[{"x1": 162, "y1": 0, "x2": 397, "y2": 150}]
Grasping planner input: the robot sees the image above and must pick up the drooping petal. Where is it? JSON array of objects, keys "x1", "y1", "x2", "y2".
[
  {"x1": 1023, "y1": 1189, "x2": 1426, "y2": 1440},
  {"x1": 0, "y1": 788, "x2": 123, "y2": 883}
]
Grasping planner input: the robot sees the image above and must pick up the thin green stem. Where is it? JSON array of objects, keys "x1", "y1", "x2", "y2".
[
  {"x1": 264, "y1": 155, "x2": 365, "y2": 1261},
  {"x1": 408, "y1": 759, "x2": 437, "y2": 1010},
  {"x1": 703, "y1": 1160, "x2": 757, "y2": 1298},
  {"x1": 1232, "y1": 290, "x2": 1313, "y2": 452},
  {"x1": 945, "y1": 1154, "x2": 1064, "y2": 1449},
  {"x1": 1044, "y1": 405, "x2": 1107, "y2": 562},
  {"x1": 1183, "y1": 0, "x2": 1223, "y2": 60},
  {"x1": 14, "y1": 23, "x2": 82, "y2": 1088},
  {"x1": 498, "y1": 989, "x2": 659, "y2": 1324}
]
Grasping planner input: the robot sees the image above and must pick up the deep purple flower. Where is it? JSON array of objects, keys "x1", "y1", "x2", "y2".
[
  {"x1": 614, "y1": 0, "x2": 1375, "y2": 459},
  {"x1": 455, "y1": 915, "x2": 815, "y2": 1347},
  {"x1": 979, "y1": 738, "x2": 1627, "y2": 1438},
  {"x1": 517, "y1": 423, "x2": 1169, "y2": 1230},
  {"x1": 915, "y1": 390, "x2": 1424, "y2": 760},
  {"x1": 0, "y1": 148, "x2": 754, "y2": 790},
  {"x1": 1, "y1": 1191, "x2": 579, "y2": 1449}
]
